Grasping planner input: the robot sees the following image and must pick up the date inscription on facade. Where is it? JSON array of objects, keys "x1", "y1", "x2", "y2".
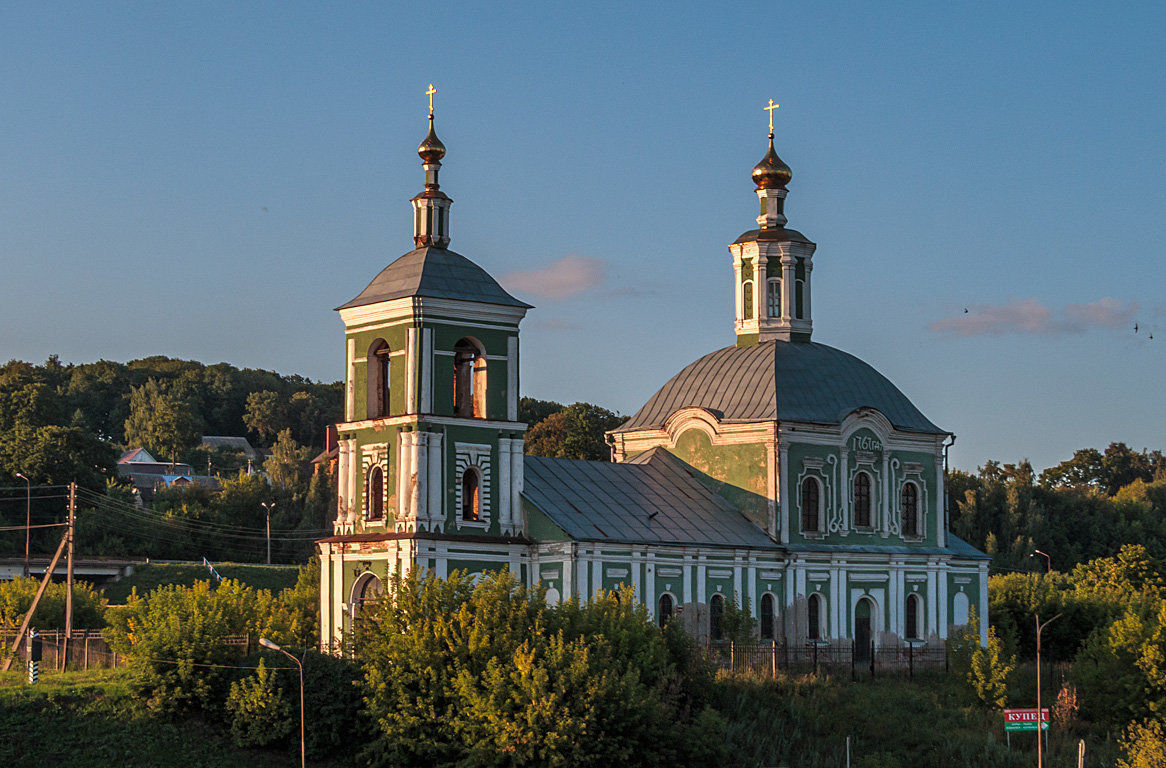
[{"x1": 851, "y1": 435, "x2": 882, "y2": 452}]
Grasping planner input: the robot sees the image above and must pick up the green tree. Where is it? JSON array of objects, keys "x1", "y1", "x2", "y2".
[
  {"x1": 244, "y1": 390, "x2": 288, "y2": 445},
  {"x1": 226, "y1": 658, "x2": 294, "y2": 748},
  {"x1": 1118, "y1": 719, "x2": 1166, "y2": 768},
  {"x1": 103, "y1": 580, "x2": 298, "y2": 714},
  {"x1": 525, "y1": 402, "x2": 627, "y2": 461},
  {"x1": 264, "y1": 429, "x2": 305, "y2": 490},
  {"x1": 0, "y1": 576, "x2": 107, "y2": 631},
  {"x1": 123, "y1": 378, "x2": 201, "y2": 464},
  {"x1": 356, "y1": 570, "x2": 716, "y2": 768},
  {"x1": 969, "y1": 625, "x2": 1015, "y2": 708}
]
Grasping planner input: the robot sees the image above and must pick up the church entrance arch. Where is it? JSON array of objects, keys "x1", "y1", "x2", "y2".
[
  {"x1": 350, "y1": 572, "x2": 384, "y2": 621},
  {"x1": 854, "y1": 597, "x2": 873, "y2": 663}
]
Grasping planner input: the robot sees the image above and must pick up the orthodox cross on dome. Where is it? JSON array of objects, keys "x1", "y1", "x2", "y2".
[
  {"x1": 426, "y1": 83, "x2": 437, "y2": 116},
  {"x1": 764, "y1": 99, "x2": 780, "y2": 135}
]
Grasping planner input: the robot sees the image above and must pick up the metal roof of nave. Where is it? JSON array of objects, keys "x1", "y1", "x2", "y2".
[{"x1": 614, "y1": 340, "x2": 946, "y2": 435}]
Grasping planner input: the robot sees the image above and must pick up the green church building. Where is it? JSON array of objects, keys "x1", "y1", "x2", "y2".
[{"x1": 317, "y1": 104, "x2": 989, "y2": 654}]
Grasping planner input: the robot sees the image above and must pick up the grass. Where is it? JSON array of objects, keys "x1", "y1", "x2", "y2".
[
  {"x1": 711, "y1": 667, "x2": 1122, "y2": 768},
  {"x1": 0, "y1": 668, "x2": 325, "y2": 768},
  {"x1": 102, "y1": 562, "x2": 302, "y2": 603}
]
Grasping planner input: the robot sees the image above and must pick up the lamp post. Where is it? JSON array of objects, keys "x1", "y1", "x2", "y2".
[
  {"x1": 259, "y1": 637, "x2": 304, "y2": 768},
  {"x1": 1032, "y1": 549, "x2": 1052, "y2": 574},
  {"x1": 15, "y1": 473, "x2": 30, "y2": 579},
  {"x1": 1035, "y1": 612, "x2": 1061, "y2": 768},
  {"x1": 260, "y1": 502, "x2": 275, "y2": 565}
]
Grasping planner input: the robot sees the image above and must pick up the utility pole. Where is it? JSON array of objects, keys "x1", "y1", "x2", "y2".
[
  {"x1": 16, "y1": 472, "x2": 30, "y2": 578},
  {"x1": 261, "y1": 501, "x2": 275, "y2": 565},
  {"x1": 62, "y1": 482, "x2": 75, "y2": 671},
  {"x1": 1035, "y1": 612, "x2": 1061, "y2": 768}
]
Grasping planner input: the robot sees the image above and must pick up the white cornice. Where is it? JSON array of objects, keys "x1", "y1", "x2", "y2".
[{"x1": 339, "y1": 296, "x2": 528, "y2": 330}]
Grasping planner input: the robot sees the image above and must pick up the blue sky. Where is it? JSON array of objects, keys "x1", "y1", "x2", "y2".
[{"x1": 2, "y1": 2, "x2": 1163, "y2": 472}]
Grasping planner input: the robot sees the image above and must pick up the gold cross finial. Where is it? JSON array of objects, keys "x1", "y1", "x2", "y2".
[
  {"x1": 764, "y1": 99, "x2": 780, "y2": 134},
  {"x1": 426, "y1": 84, "x2": 436, "y2": 116}
]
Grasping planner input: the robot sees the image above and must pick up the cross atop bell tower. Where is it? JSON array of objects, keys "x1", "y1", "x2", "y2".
[
  {"x1": 412, "y1": 84, "x2": 452, "y2": 248},
  {"x1": 728, "y1": 101, "x2": 817, "y2": 345}
]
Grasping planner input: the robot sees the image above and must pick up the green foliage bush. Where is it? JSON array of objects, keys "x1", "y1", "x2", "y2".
[
  {"x1": 0, "y1": 576, "x2": 107, "y2": 631},
  {"x1": 103, "y1": 579, "x2": 309, "y2": 714},
  {"x1": 226, "y1": 658, "x2": 293, "y2": 748},
  {"x1": 355, "y1": 570, "x2": 720, "y2": 768}
]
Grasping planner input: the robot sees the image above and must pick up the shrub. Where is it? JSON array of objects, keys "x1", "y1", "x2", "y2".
[
  {"x1": 226, "y1": 659, "x2": 293, "y2": 748},
  {"x1": 0, "y1": 576, "x2": 107, "y2": 631}
]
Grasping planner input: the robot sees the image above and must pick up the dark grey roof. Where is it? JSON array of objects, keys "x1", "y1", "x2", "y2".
[
  {"x1": 522, "y1": 449, "x2": 779, "y2": 549},
  {"x1": 615, "y1": 340, "x2": 946, "y2": 435},
  {"x1": 337, "y1": 246, "x2": 532, "y2": 310}
]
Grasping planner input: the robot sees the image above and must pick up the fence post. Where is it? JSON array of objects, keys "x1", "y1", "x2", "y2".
[
  {"x1": 771, "y1": 642, "x2": 777, "y2": 678},
  {"x1": 869, "y1": 640, "x2": 876, "y2": 678},
  {"x1": 909, "y1": 641, "x2": 914, "y2": 680},
  {"x1": 729, "y1": 641, "x2": 734, "y2": 673},
  {"x1": 813, "y1": 642, "x2": 819, "y2": 675},
  {"x1": 850, "y1": 641, "x2": 856, "y2": 681}
]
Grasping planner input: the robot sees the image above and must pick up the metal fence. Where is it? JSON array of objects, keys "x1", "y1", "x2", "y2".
[
  {"x1": 704, "y1": 640, "x2": 948, "y2": 679},
  {"x1": 2, "y1": 630, "x2": 252, "y2": 672}
]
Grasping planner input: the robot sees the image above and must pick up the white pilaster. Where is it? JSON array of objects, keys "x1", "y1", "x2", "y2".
[
  {"x1": 412, "y1": 432, "x2": 427, "y2": 526},
  {"x1": 778, "y1": 440, "x2": 789, "y2": 544},
  {"x1": 398, "y1": 432, "x2": 413, "y2": 522},
  {"x1": 427, "y1": 432, "x2": 444, "y2": 527},
  {"x1": 345, "y1": 338, "x2": 356, "y2": 421},
  {"x1": 420, "y1": 328, "x2": 433, "y2": 414},
  {"x1": 927, "y1": 567, "x2": 939, "y2": 639},
  {"x1": 510, "y1": 440, "x2": 524, "y2": 535},
  {"x1": 406, "y1": 328, "x2": 417, "y2": 413},
  {"x1": 936, "y1": 446, "x2": 947, "y2": 548},
  {"x1": 938, "y1": 563, "x2": 950, "y2": 639},
  {"x1": 497, "y1": 437, "x2": 512, "y2": 531}
]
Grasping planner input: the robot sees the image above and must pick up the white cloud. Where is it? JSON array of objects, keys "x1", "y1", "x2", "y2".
[
  {"x1": 499, "y1": 254, "x2": 605, "y2": 300},
  {"x1": 930, "y1": 297, "x2": 1139, "y2": 337}
]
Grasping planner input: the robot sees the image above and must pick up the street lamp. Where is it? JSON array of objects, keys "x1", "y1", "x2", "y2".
[
  {"x1": 1031, "y1": 549, "x2": 1052, "y2": 574},
  {"x1": 259, "y1": 637, "x2": 304, "y2": 768},
  {"x1": 15, "y1": 473, "x2": 30, "y2": 579},
  {"x1": 260, "y1": 502, "x2": 275, "y2": 565},
  {"x1": 1035, "y1": 612, "x2": 1061, "y2": 768}
]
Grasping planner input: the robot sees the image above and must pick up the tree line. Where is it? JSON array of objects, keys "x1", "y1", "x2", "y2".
[{"x1": 949, "y1": 442, "x2": 1166, "y2": 574}]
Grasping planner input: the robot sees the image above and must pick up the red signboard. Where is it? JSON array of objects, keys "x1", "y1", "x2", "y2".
[{"x1": 1003, "y1": 708, "x2": 1049, "y2": 732}]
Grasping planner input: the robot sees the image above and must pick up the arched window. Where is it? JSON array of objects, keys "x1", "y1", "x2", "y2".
[
  {"x1": 807, "y1": 592, "x2": 822, "y2": 640},
  {"x1": 854, "y1": 472, "x2": 872, "y2": 528},
  {"x1": 905, "y1": 593, "x2": 921, "y2": 640},
  {"x1": 766, "y1": 278, "x2": 781, "y2": 318},
  {"x1": 453, "y1": 338, "x2": 487, "y2": 418},
  {"x1": 710, "y1": 594, "x2": 725, "y2": 641},
  {"x1": 761, "y1": 593, "x2": 776, "y2": 640},
  {"x1": 367, "y1": 466, "x2": 384, "y2": 520},
  {"x1": 658, "y1": 593, "x2": 674, "y2": 627},
  {"x1": 801, "y1": 476, "x2": 820, "y2": 533},
  {"x1": 366, "y1": 339, "x2": 391, "y2": 418},
  {"x1": 901, "y1": 482, "x2": 919, "y2": 537},
  {"x1": 350, "y1": 572, "x2": 384, "y2": 623},
  {"x1": 461, "y1": 467, "x2": 481, "y2": 522},
  {"x1": 795, "y1": 278, "x2": 805, "y2": 319},
  {"x1": 742, "y1": 280, "x2": 754, "y2": 320}
]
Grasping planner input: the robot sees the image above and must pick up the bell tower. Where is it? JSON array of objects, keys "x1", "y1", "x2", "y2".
[
  {"x1": 729, "y1": 100, "x2": 817, "y2": 346},
  {"x1": 331, "y1": 87, "x2": 531, "y2": 539}
]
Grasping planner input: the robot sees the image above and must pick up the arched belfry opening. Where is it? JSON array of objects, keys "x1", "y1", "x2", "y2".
[
  {"x1": 367, "y1": 339, "x2": 391, "y2": 419},
  {"x1": 453, "y1": 337, "x2": 487, "y2": 418}
]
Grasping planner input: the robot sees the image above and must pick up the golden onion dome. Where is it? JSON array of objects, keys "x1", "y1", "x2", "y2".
[
  {"x1": 752, "y1": 134, "x2": 792, "y2": 189},
  {"x1": 417, "y1": 116, "x2": 446, "y2": 164}
]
